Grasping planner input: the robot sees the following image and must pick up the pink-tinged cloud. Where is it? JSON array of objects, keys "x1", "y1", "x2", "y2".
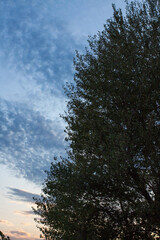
[
  {"x1": 10, "y1": 230, "x2": 29, "y2": 236},
  {"x1": 20, "y1": 222, "x2": 32, "y2": 226},
  {"x1": 0, "y1": 219, "x2": 13, "y2": 226},
  {"x1": 8, "y1": 230, "x2": 40, "y2": 240},
  {"x1": 8, "y1": 233, "x2": 41, "y2": 240},
  {"x1": 3, "y1": 229, "x2": 41, "y2": 240},
  {"x1": 9, "y1": 237, "x2": 41, "y2": 240},
  {"x1": 14, "y1": 210, "x2": 34, "y2": 216},
  {"x1": 10, "y1": 238, "x2": 41, "y2": 240}
]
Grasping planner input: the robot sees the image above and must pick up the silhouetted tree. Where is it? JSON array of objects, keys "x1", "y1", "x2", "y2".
[
  {"x1": 0, "y1": 231, "x2": 11, "y2": 240},
  {"x1": 34, "y1": 0, "x2": 160, "y2": 239}
]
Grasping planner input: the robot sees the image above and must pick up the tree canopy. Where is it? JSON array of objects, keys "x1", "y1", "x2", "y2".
[{"x1": 34, "y1": 0, "x2": 160, "y2": 239}]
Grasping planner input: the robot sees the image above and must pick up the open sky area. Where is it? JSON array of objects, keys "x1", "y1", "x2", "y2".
[{"x1": 0, "y1": 0, "x2": 126, "y2": 239}]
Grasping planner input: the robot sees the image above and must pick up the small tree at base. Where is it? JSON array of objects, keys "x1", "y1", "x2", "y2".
[{"x1": 0, "y1": 231, "x2": 11, "y2": 240}]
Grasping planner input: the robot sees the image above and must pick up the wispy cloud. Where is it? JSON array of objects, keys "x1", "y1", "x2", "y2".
[
  {"x1": 0, "y1": 0, "x2": 80, "y2": 91},
  {"x1": 10, "y1": 230, "x2": 29, "y2": 237},
  {"x1": 0, "y1": 99, "x2": 66, "y2": 183},
  {"x1": 0, "y1": 0, "x2": 126, "y2": 190},
  {"x1": 0, "y1": 0, "x2": 79, "y2": 185},
  {"x1": 8, "y1": 229, "x2": 41, "y2": 240},
  {"x1": 0, "y1": 0, "x2": 117, "y2": 187},
  {"x1": 0, "y1": 219, "x2": 13, "y2": 226},
  {"x1": 9, "y1": 230, "x2": 35, "y2": 240},
  {"x1": 14, "y1": 210, "x2": 34, "y2": 216},
  {"x1": 20, "y1": 222, "x2": 32, "y2": 226},
  {"x1": 7, "y1": 188, "x2": 40, "y2": 203}
]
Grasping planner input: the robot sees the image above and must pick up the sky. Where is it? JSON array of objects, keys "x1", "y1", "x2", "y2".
[{"x1": 0, "y1": 0, "x2": 126, "y2": 239}]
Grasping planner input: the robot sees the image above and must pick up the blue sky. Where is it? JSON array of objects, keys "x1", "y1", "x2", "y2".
[{"x1": 0, "y1": 0, "x2": 126, "y2": 239}]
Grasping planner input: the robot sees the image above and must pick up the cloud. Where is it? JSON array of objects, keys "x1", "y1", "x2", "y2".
[
  {"x1": 0, "y1": 99, "x2": 66, "y2": 183},
  {"x1": 0, "y1": 0, "x2": 78, "y2": 185},
  {"x1": 9, "y1": 237, "x2": 40, "y2": 240},
  {"x1": 20, "y1": 222, "x2": 32, "y2": 227},
  {"x1": 0, "y1": 219, "x2": 13, "y2": 226},
  {"x1": 8, "y1": 229, "x2": 41, "y2": 240},
  {"x1": 14, "y1": 210, "x2": 34, "y2": 216},
  {"x1": 0, "y1": 0, "x2": 125, "y2": 187},
  {"x1": 10, "y1": 231, "x2": 29, "y2": 237},
  {"x1": 0, "y1": 0, "x2": 81, "y2": 93},
  {"x1": 7, "y1": 188, "x2": 41, "y2": 203},
  {"x1": 9, "y1": 230, "x2": 33, "y2": 240}
]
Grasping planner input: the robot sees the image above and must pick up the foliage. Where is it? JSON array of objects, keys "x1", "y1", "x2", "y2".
[
  {"x1": 0, "y1": 231, "x2": 11, "y2": 240},
  {"x1": 34, "y1": 0, "x2": 160, "y2": 239}
]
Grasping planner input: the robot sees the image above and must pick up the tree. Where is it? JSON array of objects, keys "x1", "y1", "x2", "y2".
[
  {"x1": 0, "y1": 231, "x2": 11, "y2": 240},
  {"x1": 34, "y1": 0, "x2": 160, "y2": 239}
]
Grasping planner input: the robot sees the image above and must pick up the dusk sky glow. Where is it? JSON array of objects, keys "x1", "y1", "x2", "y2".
[{"x1": 0, "y1": 0, "x2": 126, "y2": 239}]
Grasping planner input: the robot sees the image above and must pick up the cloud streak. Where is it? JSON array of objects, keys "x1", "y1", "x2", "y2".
[
  {"x1": 7, "y1": 188, "x2": 41, "y2": 203},
  {"x1": 9, "y1": 230, "x2": 35, "y2": 240},
  {"x1": 10, "y1": 230, "x2": 29, "y2": 237},
  {"x1": 14, "y1": 210, "x2": 34, "y2": 216},
  {"x1": 0, "y1": 219, "x2": 13, "y2": 226}
]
